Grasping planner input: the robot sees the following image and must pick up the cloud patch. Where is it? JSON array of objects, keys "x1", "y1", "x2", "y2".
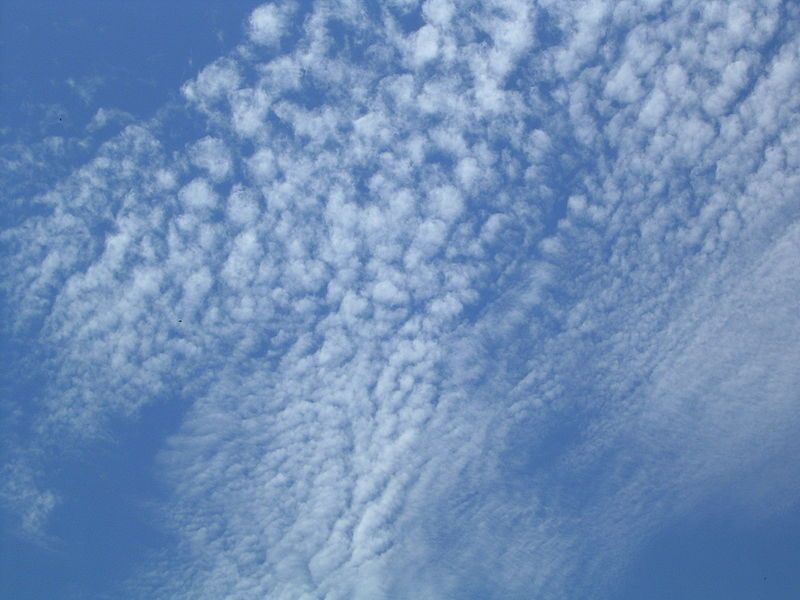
[{"x1": 2, "y1": 1, "x2": 800, "y2": 599}]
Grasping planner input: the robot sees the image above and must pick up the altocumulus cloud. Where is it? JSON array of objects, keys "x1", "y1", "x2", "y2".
[{"x1": 2, "y1": 0, "x2": 800, "y2": 598}]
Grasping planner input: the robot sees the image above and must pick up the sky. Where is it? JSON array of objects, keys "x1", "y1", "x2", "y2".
[{"x1": 1, "y1": 1, "x2": 799, "y2": 599}]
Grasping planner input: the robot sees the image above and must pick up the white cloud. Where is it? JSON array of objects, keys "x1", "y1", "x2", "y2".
[
  {"x1": 182, "y1": 58, "x2": 241, "y2": 106},
  {"x1": 428, "y1": 184, "x2": 463, "y2": 222},
  {"x1": 409, "y1": 25, "x2": 440, "y2": 68},
  {"x1": 372, "y1": 279, "x2": 409, "y2": 306},
  {"x1": 230, "y1": 87, "x2": 271, "y2": 137},
  {"x1": 248, "y1": 3, "x2": 290, "y2": 47},
  {"x1": 3, "y1": 2, "x2": 800, "y2": 600},
  {"x1": 246, "y1": 147, "x2": 277, "y2": 184},
  {"x1": 189, "y1": 136, "x2": 233, "y2": 181},
  {"x1": 226, "y1": 185, "x2": 261, "y2": 226},
  {"x1": 178, "y1": 177, "x2": 218, "y2": 210},
  {"x1": 87, "y1": 107, "x2": 134, "y2": 132},
  {"x1": 422, "y1": 0, "x2": 454, "y2": 27}
]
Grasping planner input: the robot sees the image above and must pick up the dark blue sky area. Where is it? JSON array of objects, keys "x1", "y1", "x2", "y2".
[
  {"x1": 0, "y1": 0, "x2": 258, "y2": 139},
  {"x1": 1, "y1": 3, "x2": 257, "y2": 598}
]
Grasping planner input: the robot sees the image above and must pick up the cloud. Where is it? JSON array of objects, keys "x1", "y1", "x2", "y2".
[
  {"x1": 178, "y1": 177, "x2": 219, "y2": 210},
  {"x1": 87, "y1": 107, "x2": 135, "y2": 132},
  {"x1": 248, "y1": 2, "x2": 293, "y2": 47},
  {"x1": 2, "y1": 1, "x2": 800, "y2": 599},
  {"x1": 180, "y1": 57, "x2": 241, "y2": 119},
  {"x1": 189, "y1": 137, "x2": 233, "y2": 182}
]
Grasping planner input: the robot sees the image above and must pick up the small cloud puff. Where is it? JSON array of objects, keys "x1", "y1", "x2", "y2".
[
  {"x1": 182, "y1": 58, "x2": 241, "y2": 107},
  {"x1": 248, "y1": 3, "x2": 292, "y2": 47},
  {"x1": 179, "y1": 178, "x2": 218, "y2": 210},
  {"x1": 189, "y1": 136, "x2": 233, "y2": 182},
  {"x1": 87, "y1": 107, "x2": 134, "y2": 133}
]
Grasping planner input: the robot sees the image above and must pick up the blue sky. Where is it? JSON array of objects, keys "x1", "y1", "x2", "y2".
[{"x1": 1, "y1": 1, "x2": 800, "y2": 599}]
